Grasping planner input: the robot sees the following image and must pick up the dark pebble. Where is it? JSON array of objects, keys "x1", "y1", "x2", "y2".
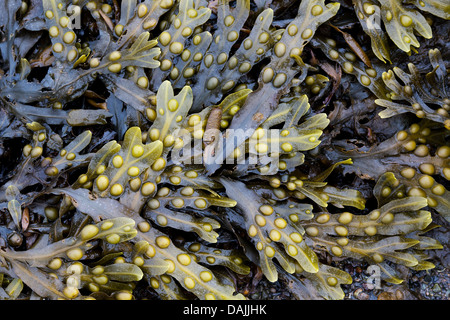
[
  {"x1": 344, "y1": 264, "x2": 354, "y2": 274},
  {"x1": 260, "y1": 290, "x2": 268, "y2": 299}
]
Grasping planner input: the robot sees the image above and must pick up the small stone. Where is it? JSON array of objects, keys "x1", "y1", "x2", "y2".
[
  {"x1": 395, "y1": 290, "x2": 404, "y2": 300},
  {"x1": 435, "y1": 265, "x2": 445, "y2": 272},
  {"x1": 260, "y1": 289, "x2": 269, "y2": 299},
  {"x1": 377, "y1": 292, "x2": 395, "y2": 300},
  {"x1": 355, "y1": 289, "x2": 369, "y2": 300},
  {"x1": 364, "y1": 282, "x2": 374, "y2": 290},
  {"x1": 432, "y1": 284, "x2": 441, "y2": 293}
]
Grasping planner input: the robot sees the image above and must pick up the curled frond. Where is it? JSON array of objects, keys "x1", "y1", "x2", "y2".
[{"x1": 376, "y1": 49, "x2": 450, "y2": 127}]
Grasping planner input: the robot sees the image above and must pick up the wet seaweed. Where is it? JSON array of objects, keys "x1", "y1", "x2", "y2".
[{"x1": 0, "y1": 0, "x2": 448, "y2": 300}]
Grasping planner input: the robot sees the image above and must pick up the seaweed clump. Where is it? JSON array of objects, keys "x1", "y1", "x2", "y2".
[{"x1": 0, "y1": 0, "x2": 448, "y2": 300}]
